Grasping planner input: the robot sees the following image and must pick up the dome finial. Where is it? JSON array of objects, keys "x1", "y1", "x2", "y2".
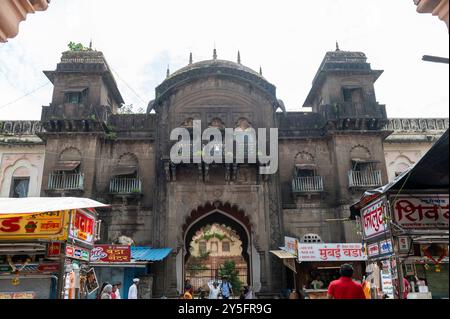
[
  {"x1": 213, "y1": 43, "x2": 217, "y2": 60},
  {"x1": 237, "y1": 50, "x2": 241, "y2": 64},
  {"x1": 259, "y1": 66, "x2": 263, "y2": 76},
  {"x1": 189, "y1": 52, "x2": 193, "y2": 65},
  {"x1": 166, "y1": 65, "x2": 170, "y2": 78},
  {"x1": 336, "y1": 41, "x2": 340, "y2": 51}
]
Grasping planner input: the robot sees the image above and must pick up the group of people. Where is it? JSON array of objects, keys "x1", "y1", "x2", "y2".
[
  {"x1": 182, "y1": 278, "x2": 253, "y2": 299},
  {"x1": 97, "y1": 278, "x2": 140, "y2": 299}
]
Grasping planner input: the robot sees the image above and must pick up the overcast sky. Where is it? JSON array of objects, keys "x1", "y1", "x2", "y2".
[{"x1": 0, "y1": 0, "x2": 448, "y2": 120}]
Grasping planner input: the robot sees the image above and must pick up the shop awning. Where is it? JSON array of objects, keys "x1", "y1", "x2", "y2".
[
  {"x1": 0, "y1": 197, "x2": 109, "y2": 215},
  {"x1": 53, "y1": 161, "x2": 81, "y2": 171},
  {"x1": 295, "y1": 164, "x2": 316, "y2": 170},
  {"x1": 131, "y1": 247, "x2": 172, "y2": 262},
  {"x1": 270, "y1": 250, "x2": 297, "y2": 259},
  {"x1": 114, "y1": 165, "x2": 137, "y2": 176},
  {"x1": 351, "y1": 158, "x2": 380, "y2": 164}
]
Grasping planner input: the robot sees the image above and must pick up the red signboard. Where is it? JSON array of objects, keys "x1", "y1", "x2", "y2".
[
  {"x1": 90, "y1": 245, "x2": 131, "y2": 263},
  {"x1": 69, "y1": 210, "x2": 96, "y2": 245},
  {"x1": 46, "y1": 242, "x2": 62, "y2": 257},
  {"x1": 393, "y1": 195, "x2": 449, "y2": 229},
  {"x1": 38, "y1": 264, "x2": 59, "y2": 273}
]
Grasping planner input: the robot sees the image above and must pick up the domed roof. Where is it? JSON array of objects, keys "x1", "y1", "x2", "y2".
[
  {"x1": 154, "y1": 57, "x2": 277, "y2": 104},
  {"x1": 169, "y1": 59, "x2": 264, "y2": 79}
]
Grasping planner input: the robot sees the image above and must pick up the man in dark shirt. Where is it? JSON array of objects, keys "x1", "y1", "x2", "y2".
[{"x1": 328, "y1": 264, "x2": 366, "y2": 299}]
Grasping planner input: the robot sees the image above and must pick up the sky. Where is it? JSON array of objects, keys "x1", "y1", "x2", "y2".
[{"x1": 0, "y1": 0, "x2": 448, "y2": 120}]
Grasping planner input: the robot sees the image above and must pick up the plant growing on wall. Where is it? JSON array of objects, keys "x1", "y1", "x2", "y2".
[{"x1": 68, "y1": 42, "x2": 91, "y2": 51}]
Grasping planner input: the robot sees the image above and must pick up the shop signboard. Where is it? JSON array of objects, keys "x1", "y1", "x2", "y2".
[
  {"x1": 392, "y1": 195, "x2": 449, "y2": 229},
  {"x1": 65, "y1": 244, "x2": 90, "y2": 262},
  {"x1": 368, "y1": 243, "x2": 380, "y2": 257},
  {"x1": 381, "y1": 260, "x2": 394, "y2": 299},
  {"x1": 380, "y1": 240, "x2": 393, "y2": 255},
  {"x1": 284, "y1": 237, "x2": 299, "y2": 257},
  {"x1": 0, "y1": 292, "x2": 36, "y2": 299},
  {"x1": 297, "y1": 243, "x2": 367, "y2": 262},
  {"x1": 398, "y1": 237, "x2": 410, "y2": 253},
  {"x1": 90, "y1": 245, "x2": 131, "y2": 263},
  {"x1": 68, "y1": 209, "x2": 96, "y2": 246},
  {"x1": 38, "y1": 264, "x2": 59, "y2": 273},
  {"x1": 0, "y1": 211, "x2": 69, "y2": 240},
  {"x1": 361, "y1": 197, "x2": 389, "y2": 240},
  {"x1": 46, "y1": 242, "x2": 62, "y2": 257}
]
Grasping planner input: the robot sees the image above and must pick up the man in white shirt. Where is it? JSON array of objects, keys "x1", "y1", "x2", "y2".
[
  {"x1": 128, "y1": 278, "x2": 139, "y2": 299},
  {"x1": 207, "y1": 281, "x2": 220, "y2": 299}
]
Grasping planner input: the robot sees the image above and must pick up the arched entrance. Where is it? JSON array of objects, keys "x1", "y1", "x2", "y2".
[{"x1": 178, "y1": 202, "x2": 260, "y2": 295}]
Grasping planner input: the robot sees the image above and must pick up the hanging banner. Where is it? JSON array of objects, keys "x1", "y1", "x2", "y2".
[
  {"x1": 392, "y1": 195, "x2": 449, "y2": 229},
  {"x1": 297, "y1": 243, "x2": 367, "y2": 262},
  {"x1": 68, "y1": 209, "x2": 96, "y2": 246},
  {"x1": 0, "y1": 211, "x2": 69, "y2": 240},
  {"x1": 361, "y1": 197, "x2": 389, "y2": 240},
  {"x1": 90, "y1": 245, "x2": 131, "y2": 263}
]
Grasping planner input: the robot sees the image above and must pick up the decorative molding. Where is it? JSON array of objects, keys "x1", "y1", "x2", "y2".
[{"x1": 0, "y1": 0, "x2": 49, "y2": 43}]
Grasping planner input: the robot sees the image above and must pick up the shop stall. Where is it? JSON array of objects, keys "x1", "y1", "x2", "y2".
[
  {"x1": 89, "y1": 245, "x2": 172, "y2": 299},
  {"x1": 296, "y1": 242, "x2": 367, "y2": 299},
  {"x1": 351, "y1": 130, "x2": 449, "y2": 299},
  {"x1": 0, "y1": 197, "x2": 107, "y2": 299}
]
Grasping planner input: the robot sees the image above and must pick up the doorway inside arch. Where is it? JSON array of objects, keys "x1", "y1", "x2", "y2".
[{"x1": 184, "y1": 211, "x2": 250, "y2": 294}]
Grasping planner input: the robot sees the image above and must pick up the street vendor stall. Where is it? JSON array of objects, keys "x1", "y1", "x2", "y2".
[
  {"x1": 0, "y1": 197, "x2": 108, "y2": 299},
  {"x1": 89, "y1": 246, "x2": 172, "y2": 299},
  {"x1": 350, "y1": 130, "x2": 449, "y2": 299}
]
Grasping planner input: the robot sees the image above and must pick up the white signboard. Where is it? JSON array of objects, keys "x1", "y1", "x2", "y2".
[
  {"x1": 381, "y1": 260, "x2": 394, "y2": 299},
  {"x1": 361, "y1": 197, "x2": 389, "y2": 239},
  {"x1": 380, "y1": 240, "x2": 393, "y2": 255},
  {"x1": 368, "y1": 243, "x2": 380, "y2": 257},
  {"x1": 284, "y1": 237, "x2": 299, "y2": 257},
  {"x1": 398, "y1": 237, "x2": 410, "y2": 253},
  {"x1": 393, "y1": 195, "x2": 449, "y2": 229},
  {"x1": 297, "y1": 243, "x2": 367, "y2": 262}
]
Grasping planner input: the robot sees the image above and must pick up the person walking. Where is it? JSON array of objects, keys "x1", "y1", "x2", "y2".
[
  {"x1": 113, "y1": 282, "x2": 122, "y2": 299},
  {"x1": 101, "y1": 284, "x2": 113, "y2": 299},
  {"x1": 327, "y1": 264, "x2": 366, "y2": 299},
  {"x1": 183, "y1": 287, "x2": 193, "y2": 299},
  {"x1": 208, "y1": 282, "x2": 220, "y2": 300},
  {"x1": 128, "y1": 278, "x2": 140, "y2": 299},
  {"x1": 220, "y1": 278, "x2": 233, "y2": 299},
  {"x1": 244, "y1": 286, "x2": 254, "y2": 299},
  {"x1": 97, "y1": 282, "x2": 109, "y2": 299}
]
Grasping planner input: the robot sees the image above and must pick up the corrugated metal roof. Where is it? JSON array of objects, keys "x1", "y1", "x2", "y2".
[{"x1": 131, "y1": 247, "x2": 172, "y2": 262}]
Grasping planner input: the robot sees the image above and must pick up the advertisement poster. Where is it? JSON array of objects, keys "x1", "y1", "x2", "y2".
[
  {"x1": 368, "y1": 243, "x2": 380, "y2": 257},
  {"x1": 284, "y1": 237, "x2": 299, "y2": 257},
  {"x1": 90, "y1": 245, "x2": 131, "y2": 263},
  {"x1": 69, "y1": 209, "x2": 96, "y2": 245},
  {"x1": 0, "y1": 211, "x2": 69, "y2": 240},
  {"x1": 85, "y1": 268, "x2": 99, "y2": 295},
  {"x1": 361, "y1": 197, "x2": 389, "y2": 239},
  {"x1": 297, "y1": 243, "x2": 367, "y2": 262},
  {"x1": 392, "y1": 195, "x2": 449, "y2": 229}
]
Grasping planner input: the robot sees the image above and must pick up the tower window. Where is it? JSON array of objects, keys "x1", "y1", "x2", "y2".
[
  {"x1": 222, "y1": 241, "x2": 231, "y2": 252},
  {"x1": 342, "y1": 88, "x2": 363, "y2": 103},
  {"x1": 65, "y1": 92, "x2": 82, "y2": 104}
]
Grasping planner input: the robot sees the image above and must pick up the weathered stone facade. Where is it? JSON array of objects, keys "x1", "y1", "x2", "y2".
[{"x1": 0, "y1": 48, "x2": 447, "y2": 297}]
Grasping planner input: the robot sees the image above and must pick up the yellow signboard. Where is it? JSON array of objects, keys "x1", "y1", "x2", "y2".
[{"x1": 0, "y1": 210, "x2": 71, "y2": 241}]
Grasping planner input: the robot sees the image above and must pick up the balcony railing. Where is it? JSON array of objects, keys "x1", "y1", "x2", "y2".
[
  {"x1": 109, "y1": 178, "x2": 142, "y2": 194},
  {"x1": 292, "y1": 176, "x2": 324, "y2": 193},
  {"x1": 348, "y1": 170, "x2": 382, "y2": 188},
  {"x1": 48, "y1": 173, "x2": 84, "y2": 191}
]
